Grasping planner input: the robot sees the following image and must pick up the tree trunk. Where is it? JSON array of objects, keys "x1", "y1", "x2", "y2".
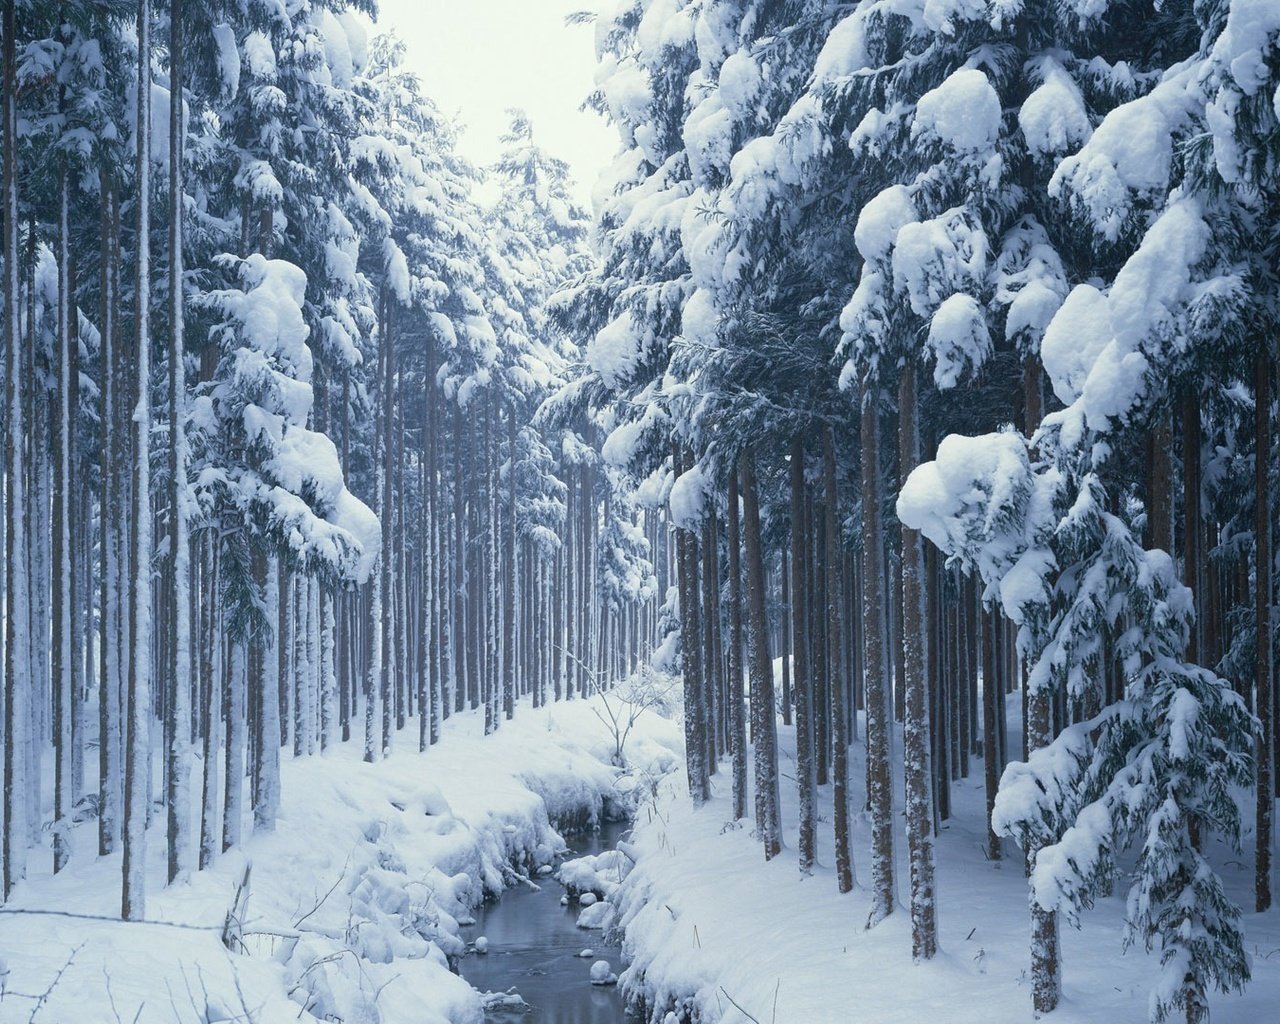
[
  {"x1": 1181, "y1": 397, "x2": 1203, "y2": 664},
  {"x1": 53, "y1": 160, "x2": 73, "y2": 876},
  {"x1": 702, "y1": 511, "x2": 720, "y2": 770},
  {"x1": 122, "y1": 0, "x2": 153, "y2": 920},
  {"x1": 380, "y1": 296, "x2": 394, "y2": 755},
  {"x1": 199, "y1": 539, "x2": 221, "y2": 868},
  {"x1": 1024, "y1": 356, "x2": 1060, "y2": 1012},
  {"x1": 453, "y1": 404, "x2": 466, "y2": 714},
  {"x1": 813, "y1": 487, "x2": 829, "y2": 789},
  {"x1": 165, "y1": 0, "x2": 192, "y2": 879},
  {"x1": 862, "y1": 379, "x2": 894, "y2": 926},
  {"x1": 780, "y1": 546, "x2": 792, "y2": 726},
  {"x1": 741, "y1": 449, "x2": 780, "y2": 859},
  {"x1": 727, "y1": 466, "x2": 748, "y2": 822},
  {"x1": 427, "y1": 340, "x2": 441, "y2": 745},
  {"x1": 824, "y1": 427, "x2": 853, "y2": 894},
  {"x1": 505, "y1": 404, "x2": 517, "y2": 720},
  {"x1": 674, "y1": 444, "x2": 709, "y2": 804},
  {"x1": 97, "y1": 169, "x2": 122, "y2": 858},
  {"x1": 899, "y1": 359, "x2": 937, "y2": 957},
  {"x1": 1256, "y1": 345, "x2": 1273, "y2": 913},
  {"x1": 223, "y1": 633, "x2": 246, "y2": 853},
  {"x1": 253, "y1": 553, "x2": 280, "y2": 831},
  {"x1": 791, "y1": 435, "x2": 816, "y2": 871},
  {"x1": 2, "y1": 0, "x2": 28, "y2": 899}
]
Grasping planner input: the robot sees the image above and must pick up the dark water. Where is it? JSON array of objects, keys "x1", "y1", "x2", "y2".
[{"x1": 461, "y1": 819, "x2": 642, "y2": 1023}]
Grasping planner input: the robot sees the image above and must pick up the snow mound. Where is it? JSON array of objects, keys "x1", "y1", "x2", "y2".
[
  {"x1": 559, "y1": 846, "x2": 635, "y2": 899},
  {"x1": 579, "y1": 900, "x2": 618, "y2": 931}
]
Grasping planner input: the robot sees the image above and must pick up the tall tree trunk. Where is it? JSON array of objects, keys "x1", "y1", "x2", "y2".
[
  {"x1": 223, "y1": 632, "x2": 246, "y2": 853},
  {"x1": 899, "y1": 359, "x2": 937, "y2": 958},
  {"x1": 53, "y1": 160, "x2": 73, "y2": 876},
  {"x1": 380, "y1": 296, "x2": 394, "y2": 756},
  {"x1": 780, "y1": 546, "x2": 792, "y2": 726},
  {"x1": 861, "y1": 379, "x2": 894, "y2": 926},
  {"x1": 427, "y1": 340, "x2": 441, "y2": 745},
  {"x1": 1150, "y1": 412, "x2": 1173, "y2": 555},
  {"x1": 122, "y1": 0, "x2": 153, "y2": 920},
  {"x1": 253, "y1": 554, "x2": 280, "y2": 831},
  {"x1": 1256, "y1": 345, "x2": 1273, "y2": 913},
  {"x1": 812, "y1": 489, "x2": 829, "y2": 789},
  {"x1": 702, "y1": 511, "x2": 720, "y2": 771},
  {"x1": 824, "y1": 427, "x2": 853, "y2": 894},
  {"x1": 505, "y1": 403, "x2": 517, "y2": 721},
  {"x1": 453, "y1": 405, "x2": 465, "y2": 714},
  {"x1": 565, "y1": 471, "x2": 577, "y2": 699},
  {"x1": 199, "y1": 539, "x2": 221, "y2": 868},
  {"x1": 70, "y1": 247, "x2": 86, "y2": 815},
  {"x1": 928, "y1": 544, "x2": 949, "y2": 824},
  {"x1": 741, "y1": 449, "x2": 780, "y2": 859},
  {"x1": 339, "y1": 372, "x2": 352, "y2": 742},
  {"x1": 791, "y1": 435, "x2": 816, "y2": 872},
  {"x1": 1024, "y1": 355, "x2": 1060, "y2": 1012},
  {"x1": 727, "y1": 466, "x2": 747, "y2": 822},
  {"x1": 2, "y1": 0, "x2": 28, "y2": 899},
  {"x1": 674, "y1": 444, "x2": 709, "y2": 804},
  {"x1": 395, "y1": 376, "x2": 408, "y2": 735},
  {"x1": 97, "y1": 169, "x2": 122, "y2": 858},
  {"x1": 1181, "y1": 397, "x2": 1203, "y2": 664},
  {"x1": 165, "y1": 0, "x2": 192, "y2": 880}
]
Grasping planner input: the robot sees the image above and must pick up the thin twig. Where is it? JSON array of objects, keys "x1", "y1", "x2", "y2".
[
  {"x1": 26, "y1": 942, "x2": 84, "y2": 1024},
  {"x1": 292, "y1": 849, "x2": 354, "y2": 930},
  {"x1": 719, "y1": 986, "x2": 764, "y2": 1024}
]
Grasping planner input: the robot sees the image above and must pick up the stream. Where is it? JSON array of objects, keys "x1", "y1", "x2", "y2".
[{"x1": 460, "y1": 819, "x2": 643, "y2": 1023}]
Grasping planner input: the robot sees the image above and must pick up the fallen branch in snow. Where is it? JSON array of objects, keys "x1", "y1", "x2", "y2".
[
  {"x1": 0, "y1": 942, "x2": 85, "y2": 1023},
  {"x1": 503, "y1": 867, "x2": 542, "y2": 891},
  {"x1": 102, "y1": 968, "x2": 145, "y2": 1024},
  {"x1": 222, "y1": 863, "x2": 253, "y2": 953},
  {"x1": 0, "y1": 908, "x2": 220, "y2": 931},
  {"x1": 718, "y1": 982, "x2": 779, "y2": 1024},
  {"x1": 291, "y1": 849, "x2": 354, "y2": 930}
]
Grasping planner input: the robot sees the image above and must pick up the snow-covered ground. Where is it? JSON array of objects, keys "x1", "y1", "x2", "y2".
[
  {"x1": 8, "y1": 683, "x2": 1276, "y2": 1024},
  {"x1": 0, "y1": 698, "x2": 682, "y2": 1024},
  {"x1": 615, "y1": 694, "x2": 1280, "y2": 1024}
]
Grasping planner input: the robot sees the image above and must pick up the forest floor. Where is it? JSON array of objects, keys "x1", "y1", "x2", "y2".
[
  {"x1": 0, "y1": 696, "x2": 682, "y2": 1024},
  {"x1": 7, "y1": 687, "x2": 1278, "y2": 1024},
  {"x1": 615, "y1": 691, "x2": 1280, "y2": 1024}
]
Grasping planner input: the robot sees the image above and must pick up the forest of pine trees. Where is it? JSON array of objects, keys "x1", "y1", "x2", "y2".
[
  {"x1": 0, "y1": 0, "x2": 662, "y2": 927},
  {"x1": 561, "y1": 2, "x2": 1278, "y2": 1022},
  {"x1": 3, "y1": 1, "x2": 1280, "y2": 1023}
]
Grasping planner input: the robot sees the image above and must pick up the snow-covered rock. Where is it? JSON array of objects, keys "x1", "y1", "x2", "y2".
[
  {"x1": 558, "y1": 846, "x2": 635, "y2": 899},
  {"x1": 578, "y1": 900, "x2": 618, "y2": 931}
]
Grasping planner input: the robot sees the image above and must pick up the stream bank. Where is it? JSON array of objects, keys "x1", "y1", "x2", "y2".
[{"x1": 0, "y1": 698, "x2": 682, "y2": 1024}]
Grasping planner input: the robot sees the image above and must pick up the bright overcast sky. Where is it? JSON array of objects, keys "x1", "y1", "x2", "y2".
[{"x1": 372, "y1": 0, "x2": 617, "y2": 205}]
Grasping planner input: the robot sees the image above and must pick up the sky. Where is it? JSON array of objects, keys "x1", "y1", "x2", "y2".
[{"x1": 373, "y1": 0, "x2": 617, "y2": 205}]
